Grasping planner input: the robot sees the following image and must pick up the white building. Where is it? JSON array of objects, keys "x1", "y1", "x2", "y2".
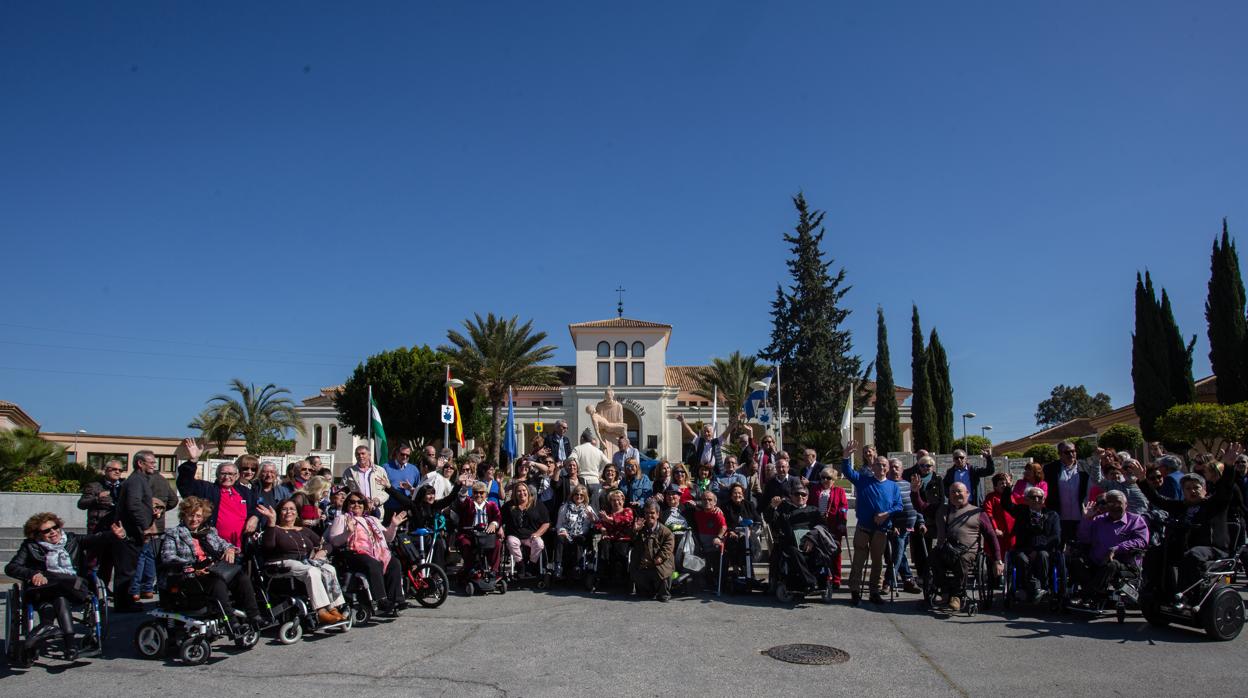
[{"x1": 295, "y1": 316, "x2": 912, "y2": 467}]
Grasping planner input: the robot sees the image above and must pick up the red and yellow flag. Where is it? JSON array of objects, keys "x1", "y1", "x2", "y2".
[{"x1": 448, "y1": 368, "x2": 466, "y2": 448}]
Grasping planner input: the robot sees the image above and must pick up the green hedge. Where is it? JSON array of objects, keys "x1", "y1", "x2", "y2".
[{"x1": 10, "y1": 474, "x2": 82, "y2": 493}]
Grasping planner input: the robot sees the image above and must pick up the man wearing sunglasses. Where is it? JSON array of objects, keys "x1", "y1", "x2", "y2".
[
  {"x1": 1043, "y1": 441, "x2": 1091, "y2": 543},
  {"x1": 1008, "y1": 486, "x2": 1061, "y2": 602},
  {"x1": 176, "y1": 438, "x2": 262, "y2": 548}
]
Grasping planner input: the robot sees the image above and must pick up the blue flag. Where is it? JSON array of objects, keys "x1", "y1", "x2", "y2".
[
  {"x1": 502, "y1": 386, "x2": 517, "y2": 463},
  {"x1": 743, "y1": 366, "x2": 776, "y2": 419}
]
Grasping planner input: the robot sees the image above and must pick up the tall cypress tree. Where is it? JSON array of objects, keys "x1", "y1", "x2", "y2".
[
  {"x1": 927, "y1": 329, "x2": 955, "y2": 453},
  {"x1": 1206, "y1": 219, "x2": 1248, "y2": 404},
  {"x1": 1161, "y1": 289, "x2": 1197, "y2": 406},
  {"x1": 761, "y1": 193, "x2": 868, "y2": 438},
  {"x1": 1133, "y1": 271, "x2": 1196, "y2": 440},
  {"x1": 910, "y1": 305, "x2": 937, "y2": 451},
  {"x1": 873, "y1": 307, "x2": 902, "y2": 454}
]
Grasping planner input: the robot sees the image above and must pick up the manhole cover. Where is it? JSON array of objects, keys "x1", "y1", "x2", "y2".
[{"x1": 762, "y1": 644, "x2": 849, "y2": 665}]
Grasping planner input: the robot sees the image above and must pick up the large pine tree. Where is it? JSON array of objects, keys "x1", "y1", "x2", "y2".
[
  {"x1": 1206, "y1": 219, "x2": 1248, "y2": 404},
  {"x1": 761, "y1": 193, "x2": 867, "y2": 439},
  {"x1": 1133, "y1": 272, "x2": 1197, "y2": 440},
  {"x1": 927, "y1": 329, "x2": 954, "y2": 453},
  {"x1": 873, "y1": 307, "x2": 902, "y2": 454},
  {"x1": 910, "y1": 305, "x2": 938, "y2": 451}
]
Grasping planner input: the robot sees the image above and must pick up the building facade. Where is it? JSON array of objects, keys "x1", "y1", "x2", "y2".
[{"x1": 297, "y1": 316, "x2": 913, "y2": 464}]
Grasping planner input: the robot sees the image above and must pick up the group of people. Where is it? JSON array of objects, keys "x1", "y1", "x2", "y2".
[{"x1": 8, "y1": 424, "x2": 1248, "y2": 661}]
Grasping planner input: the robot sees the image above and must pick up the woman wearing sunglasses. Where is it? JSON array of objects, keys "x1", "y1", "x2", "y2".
[
  {"x1": 325, "y1": 492, "x2": 407, "y2": 616},
  {"x1": 6, "y1": 513, "x2": 124, "y2": 659}
]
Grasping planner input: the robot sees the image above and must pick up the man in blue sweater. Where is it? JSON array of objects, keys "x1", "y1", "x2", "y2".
[{"x1": 841, "y1": 440, "x2": 903, "y2": 605}]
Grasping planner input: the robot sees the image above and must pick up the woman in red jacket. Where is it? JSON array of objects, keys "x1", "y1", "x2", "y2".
[
  {"x1": 809, "y1": 466, "x2": 849, "y2": 589},
  {"x1": 455, "y1": 483, "x2": 502, "y2": 582},
  {"x1": 983, "y1": 472, "x2": 1016, "y2": 557}
]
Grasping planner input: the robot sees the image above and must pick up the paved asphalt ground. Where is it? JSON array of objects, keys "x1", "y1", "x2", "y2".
[{"x1": 2, "y1": 570, "x2": 1244, "y2": 698}]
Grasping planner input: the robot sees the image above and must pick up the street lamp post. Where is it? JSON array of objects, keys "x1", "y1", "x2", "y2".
[
  {"x1": 981, "y1": 425, "x2": 993, "y2": 441},
  {"x1": 444, "y1": 374, "x2": 464, "y2": 453},
  {"x1": 74, "y1": 429, "x2": 86, "y2": 464},
  {"x1": 961, "y1": 412, "x2": 976, "y2": 453}
]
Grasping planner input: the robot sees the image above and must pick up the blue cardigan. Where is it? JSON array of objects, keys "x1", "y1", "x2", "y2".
[{"x1": 840, "y1": 458, "x2": 903, "y2": 532}]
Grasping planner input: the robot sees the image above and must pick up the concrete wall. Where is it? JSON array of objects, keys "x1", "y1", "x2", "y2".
[{"x1": 0, "y1": 492, "x2": 174, "y2": 529}]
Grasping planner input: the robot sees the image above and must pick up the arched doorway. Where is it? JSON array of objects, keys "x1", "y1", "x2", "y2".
[{"x1": 624, "y1": 407, "x2": 641, "y2": 453}]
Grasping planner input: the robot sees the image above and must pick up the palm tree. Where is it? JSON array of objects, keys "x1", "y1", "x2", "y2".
[
  {"x1": 188, "y1": 406, "x2": 242, "y2": 456},
  {"x1": 0, "y1": 427, "x2": 68, "y2": 490},
  {"x1": 201, "y1": 379, "x2": 304, "y2": 454},
  {"x1": 439, "y1": 313, "x2": 559, "y2": 467},
  {"x1": 694, "y1": 351, "x2": 767, "y2": 438}
]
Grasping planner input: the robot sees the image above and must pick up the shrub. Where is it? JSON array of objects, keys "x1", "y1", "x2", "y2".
[
  {"x1": 11, "y1": 474, "x2": 81, "y2": 493},
  {"x1": 1023, "y1": 443, "x2": 1059, "y2": 464},
  {"x1": 1098, "y1": 423, "x2": 1144, "y2": 453}
]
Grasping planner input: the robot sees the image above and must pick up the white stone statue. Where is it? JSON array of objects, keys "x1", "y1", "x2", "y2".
[{"x1": 586, "y1": 388, "x2": 627, "y2": 459}]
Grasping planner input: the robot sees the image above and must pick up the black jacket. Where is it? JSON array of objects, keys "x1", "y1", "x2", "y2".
[
  {"x1": 78, "y1": 477, "x2": 122, "y2": 533},
  {"x1": 1140, "y1": 472, "x2": 1237, "y2": 552},
  {"x1": 942, "y1": 456, "x2": 997, "y2": 505},
  {"x1": 385, "y1": 483, "x2": 461, "y2": 531},
  {"x1": 1009, "y1": 507, "x2": 1062, "y2": 554},
  {"x1": 5, "y1": 531, "x2": 110, "y2": 581},
  {"x1": 117, "y1": 469, "x2": 155, "y2": 541},
  {"x1": 544, "y1": 433, "x2": 573, "y2": 461},
  {"x1": 1042, "y1": 461, "x2": 1091, "y2": 520}
]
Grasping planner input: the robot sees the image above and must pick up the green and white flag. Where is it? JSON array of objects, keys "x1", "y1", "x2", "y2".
[{"x1": 369, "y1": 388, "x2": 387, "y2": 465}]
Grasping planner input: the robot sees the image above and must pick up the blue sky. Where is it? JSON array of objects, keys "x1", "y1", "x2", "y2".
[{"x1": 2, "y1": 2, "x2": 1246, "y2": 442}]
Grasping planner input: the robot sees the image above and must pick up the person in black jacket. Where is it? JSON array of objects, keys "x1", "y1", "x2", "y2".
[
  {"x1": 113, "y1": 449, "x2": 157, "y2": 612},
  {"x1": 763, "y1": 484, "x2": 825, "y2": 590},
  {"x1": 942, "y1": 448, "x2": 996, "y2": 506},
  {"x1": 544, "y1": 420, "x2": 573, "y2": 463},
  {"x1": 1043, "y1": 441, "x2": 1091, "y2": 544},
  {"x1": 385, "y1": 480, "x2": 465, "y2": 568},
  {"x1": 1007, "y1": 486, "x2": 1062, "y2": 601},
  {"x1": 1127, "y1": 449, "x2": 1246, "y2": 592},
  {"x1": 175, "y1": 438, "x2": 262, "y2": 548},
  {"x1": 6, "y1": 512, "x2": 124, "y2": 659}
]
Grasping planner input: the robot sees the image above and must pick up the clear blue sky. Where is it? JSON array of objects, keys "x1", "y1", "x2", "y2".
[{"x1": 3, "y1": 2, "x2": 1246, "y2": 442}]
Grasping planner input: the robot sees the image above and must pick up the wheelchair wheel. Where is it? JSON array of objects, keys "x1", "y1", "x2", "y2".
[
  {"x1": 822, "y1": 584, "x2": 834, "y2": 604},
  {"x1": 413, "y1": 564, "x2": 449, "y2": 608},
  {"x1": 177, "y1": 637, "x2": 211, "y2": 665},
  {"x1": 773, "y1": 581, "x2": 791, "y2": 603},
  {"x1": 1201, "y1": 585, "x2": 1245, "y2": 641},
  {"x1": 1116, "y1": 604, "x2": 1127, "y2": 624},
  {"x1": 462, "y1": 580, "x2": 477, "y2": 597},
  {"x1": 584, "y1": 573, "x2": 597, "y2": 592},
  {"x1": 351, "y1": 603, "x2": 372, "y2": 626},
  {"x1": 5, "y1": 584, "x2": 24, "y2": 664},
  {"x1": 236, "y1": 623, "x2": 261, "y2": 650},
  {"x1": 1139, "y1": 593, "x2": 1170, "y2": 628},
  {"x1": 134, "y1": 620, "x2": 168, "y2": 659},
  {"x1": 497, "y1": 578, "x2": 507, "y2": 595},
  {"x1": 277, "y1": 620, "x2": 303, "y2": 645}
]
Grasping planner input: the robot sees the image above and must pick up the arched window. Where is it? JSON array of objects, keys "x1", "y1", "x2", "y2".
[
  {"x1": 631, "y1": 341, "x2": 645, "y2": 357},
  {"x1": 329, "y1": 426, "x2": 338, "y2": 450},
  {"x1": 313, "y1": 425, "x2": 323, "y2": 450},
  {"x1": 597, "y1": 341, "x2": 610, "y2": 357},
  {"x1": 614, "y1": 341, "x2": 627, "y2": 358}
]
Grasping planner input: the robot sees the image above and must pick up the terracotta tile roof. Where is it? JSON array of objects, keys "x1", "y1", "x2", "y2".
[
  {"x1": 515, "y1": 366, "x2": 576, "y2": 391},
  {"x1": 665, "y1": 366, "x2": 707, "y2": 394},
  {"x1": 0, "y1": 400, "x2": 39, "y2": 429},
  {"x1": 569, "y1": 318, "x2": 672, "y2": 329}
]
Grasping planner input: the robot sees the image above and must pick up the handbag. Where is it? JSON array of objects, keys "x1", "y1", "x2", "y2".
[
  {"x1": 207, "y1": 561, "x2": 242, "y2": 584},
  {"x1": 680, "y1": 533, "x2": 706, "y2": 573}
]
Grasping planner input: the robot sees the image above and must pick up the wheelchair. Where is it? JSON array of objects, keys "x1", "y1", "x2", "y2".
[
  {"x1": 588, "y1": 530, "x2": 632, "y2": 593},
  {"x1": 329, "y1": 550, "x2": 383, "y2": 626},
  {"x1": 132, "y1": 563, "x2": 261, "y2": 666},
  {"x1": 1139, "y1": 522, "x2": 1246, "y2": 641},
  {"x1": 1003, "y1": 547, "x2": 1068, "y2": 613},
  {"x1": 719, "y1": 520, "x2": 766, "y2": 595},
  {"x1": 5, "y1": 571, "x2": 108, "y2": 667},
  {"x1": 770, "y1": 525, "x2": 837, "y2": 605},
  {"x1": 551, "y1": 531, "x2": 598, "y2": 591},
  {"x1": 920, "y1": 537, "x2": 995, "y2": 616},
  {"x1": 461, "y1": 528, "x2": 506, "y2": 596},
  {"x1": 395, "y1": 520, "x2": 450, "y2": 608},
  {"x1": 252, "y1": 558, "x2": 352, "y2": 644},
  {"x1": 500, "y1": 536, "x2": 552, "y2": 590}
]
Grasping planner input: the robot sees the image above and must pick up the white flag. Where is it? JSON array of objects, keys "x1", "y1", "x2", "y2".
[{"x1": 839, "y1": 386, "x2": 854, "y2": 452}]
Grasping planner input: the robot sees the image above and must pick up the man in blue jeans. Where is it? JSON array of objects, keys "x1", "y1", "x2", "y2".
[
  {"x1": 885, "y1": 458, "x2": 920, "y2": 594},
  {"x1": 129, "y1": 498, "x2": 165, "y2": 601},
  {"x1": 841, "y1": 441, "x2": 903, "y2": 605}
]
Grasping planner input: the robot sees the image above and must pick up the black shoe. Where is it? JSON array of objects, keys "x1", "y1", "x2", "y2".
[
  {"x1": 657, "y1": 594, "x2": 671, "y2": 603},
  {"x1": 61, "y1": 634, "x2": 78, "y2": 661},
  {"x1": 850, "y1": 590, "x2": 861, "y2": 606},
  {"x1": 869, "y1": 591, "x2": 885, "y2": 604},
  {"x1": 248, "y1": 615, "x2": 267, "y2": 630}
]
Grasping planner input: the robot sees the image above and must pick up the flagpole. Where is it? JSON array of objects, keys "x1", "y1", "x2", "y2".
[
  {"x1": 367, "y1": 384, "x2": 373, "y2": 460},
  {"x1": 775, "y1": 364, "x2": 784, "y2": 449},
  {"x1": 443, "y1": 365, "x2": 450, "y2": 451},
  {"x1": 712, "y1": 386, "x2": 718, "y2": 436}
]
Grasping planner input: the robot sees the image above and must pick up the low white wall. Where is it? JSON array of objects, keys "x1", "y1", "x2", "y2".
[{"x1": 0, "y1": 492, "x2": 173, "y2": 529}]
